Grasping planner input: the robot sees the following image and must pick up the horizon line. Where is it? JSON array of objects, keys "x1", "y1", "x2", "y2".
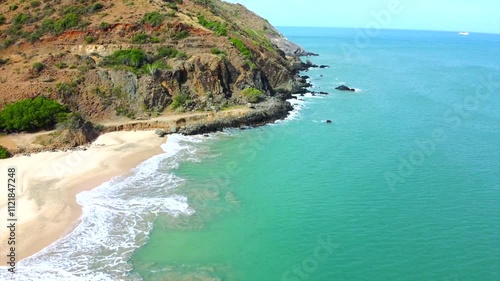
[{"x1": 274, "y1": 26, "x2": 500, "y2": 35}]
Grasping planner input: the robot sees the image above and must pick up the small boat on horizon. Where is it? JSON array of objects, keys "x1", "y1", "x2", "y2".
[{"x1": 458, "y1": 32, "x2": 470, "y2": 36}]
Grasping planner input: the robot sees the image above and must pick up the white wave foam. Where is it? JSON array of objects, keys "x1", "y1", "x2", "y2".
[{"x1": 0, "y1": 135, "x2": 201, "y2": 281}]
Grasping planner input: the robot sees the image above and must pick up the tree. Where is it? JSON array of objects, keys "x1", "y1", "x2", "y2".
[{"x1": 0, "y1": 97, "x2": 68, "y2": 132}]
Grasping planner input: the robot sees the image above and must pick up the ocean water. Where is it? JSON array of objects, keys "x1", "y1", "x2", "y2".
[{"x1": 2, "y1": 27, "x2": 499, "y2": 281}]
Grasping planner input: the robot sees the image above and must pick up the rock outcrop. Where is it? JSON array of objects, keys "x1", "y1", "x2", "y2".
[
  {"x1": 335, "y1": 85, "x2": 356, "y2": 92},
  {"x1": 0, "y1": 0, "x2": 319, "y2": 153}
]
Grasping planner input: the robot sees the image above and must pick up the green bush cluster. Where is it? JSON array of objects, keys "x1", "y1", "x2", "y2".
[
  {"x1": 171, "y1": 30, "x2": 189, "y2": 40},
  {"x1": 131, "y1": 33, "x2": 151, "y2": 44},
  {"x1": 171, "y1": 93, "x2": 193, "y2": 110},
  {"x1": 13, "y1": 13, "x2": 31, "y2": 25},
  {"x1": 2, "y1": 3, "x2": 104, "y2": 48},
  {"x1": 197, "y1": 15, "x2": 227, "y2": 36},
  {"x1": 241, "y1": 87, "x2": 264, "y2": 103},
  {"x1": 210, "y1": 47, "x2": 226, "y2": 55},
  {"x1": 101, "y1": 49, "x2": 150, "y2": 68},
  {"x1": 156, "y1": 47, "x2": 178, "y2": 58},
  {"x1": 56, "y1": 82, "x2": 79, "y2": 98},
  {"x1": 32, "y1": 62, "x2": 45, "y2": 75},
  {"x1": 0, "y1": 97, "x2": 69, "y2": 132},
  {"x1": 84, "y1": 35, "x2": 95, "y2": 44},
  {"x1": 0, "y1": 15, "x2": 6, "y2": 25},
  {"x1": 0, "y1": 146, "x2": 10, "y2": 159},
  {"x1": 176, "y1": 51, "x2": 189, "y2": 60},
  {"x1": 230, "y1": 38, "x2": 253, "y2": 61},
  {"x1": 141, "y1": 12, "x2": 165, "y2": 27},
  {"x1": 57, "y1": 112, "x2": 86, "y2": 131},
  {"x1": 41, "y1": 13, "x2": 82, "y2": 35}
]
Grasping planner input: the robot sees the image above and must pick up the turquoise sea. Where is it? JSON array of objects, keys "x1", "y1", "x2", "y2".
[{"x1": 4, "y1": 28, "x2": 499, "y2": 281}]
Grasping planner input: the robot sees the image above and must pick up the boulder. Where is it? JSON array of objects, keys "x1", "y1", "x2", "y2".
[
  {"x1": 326, "y1": 120, "x2": 332, "y2": 124},
  {"x1": 335, "y1": 85, "x2": 356, "y2": 92},
  {"x1": 155, "y1": 129, "x2": 167, "y2": 137},
  {"x1": 319, "y1": 65, "x2": 330, "y2": 68}
]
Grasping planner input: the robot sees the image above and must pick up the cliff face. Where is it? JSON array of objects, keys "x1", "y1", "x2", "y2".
[{"x1": 0, "y1": 0, "x2": 309, "y2": 122}]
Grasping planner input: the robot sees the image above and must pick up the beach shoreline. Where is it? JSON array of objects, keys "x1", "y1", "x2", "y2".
[{"x1": 0, "y1": 130, "x2": 167, "y2": 261}]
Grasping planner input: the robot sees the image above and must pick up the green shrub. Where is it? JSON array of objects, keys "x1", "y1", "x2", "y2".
[
  {"x1": 57, "y1": 112, "x2": 86, "y2": 131},
  {"x1": 56, "y1": 82, "x2": 78, "y2": 98},
  {"x1": 84, "y1": 35, "x2": 95, "y2": 44},
  {"x1": 241, "y1": 87, "x2": 264, "y2": 103},
  {"x1": 13, "y1": 13, "x2": 31, "y2": 25},
  {"x1": 27, "y1": 30, "x2": 42, "y2": 43},
  {"x1": 99, "y1": 22, "x2": 110, "y2": 29},
  {"x1": 141, "y1": 12, "x2": 164, "y2": 27},
  {"x1": 115, "y1": 106, "x2": 135, "y2": 118},
  {"x1": 30, "y1": 1, "x2": 41, "y2": 8},
  {"x1": 0, "y1": 58, "x2": 9, "y2": 65},
  {"x1": 211, "y1": 47, "x2": 226, "y2": 55},
  {"x1": 176, "y1": 51, "x2": 189, "y2": 60},
  {"x1": 170, "y1": 30, "x2": 189, "y2": 40},
  {"x1": 55, "y1": 62, "x2": 67, "y2": 69},
  {"x1": 0, "y1": 15, "x2": 6, "y2": 25},
  {"x1": 9, "y1": 5, "x2": 18, "y2": 11},
  {"x1": 53, "y1": 13, "x2": 80, "y2": 34},
  {"x1": 101, "y1": 49, "x2": 149, "y2": 68},
  {"x1": 230, "y1": 38, "x2": 253, "y2": 60},
  {"x1": 131, "y1": 33, "x2": 150, "y2": 44},
  {"x1": 32, "y1": 62, "x2": 45, "y2": 74},
  {"x1": 171, "y1": 93, "x2": 192, "y2": 110},
  {"x1": 156, "y1": 47, "x2": 178, "y2": 58},
  {"x1": 0, "y1": 97, "x2": 68, "y2": 132},
  {"x1": 0, "y1": 146, "x2": 10, "y2": 159},
  {"x1": 88, "y1": 3, "x2": 104, "y2": 13},
  {"x1": 143, "y1": 60, "x2": 171, "y2": 75},
  {"x1": 3, "y1": 38, "x2": 15, "y2": 48},
  {"x1": 197, "y1": 15, "x2": 227, "y2": 36}
]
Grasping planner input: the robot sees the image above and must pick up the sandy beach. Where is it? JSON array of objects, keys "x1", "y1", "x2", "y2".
[{"x1": 0, "y1": 130, "x2": 167, "y2": 261}]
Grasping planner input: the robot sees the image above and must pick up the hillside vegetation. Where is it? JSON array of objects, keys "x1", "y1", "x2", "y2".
[{"x1": 0, "y1": 0, "x2": 310, "y2": 154}]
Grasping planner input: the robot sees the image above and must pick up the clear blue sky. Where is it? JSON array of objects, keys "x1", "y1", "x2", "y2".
[{"x1": 224, "y1": 0, "x2": 500, "y2": 34}]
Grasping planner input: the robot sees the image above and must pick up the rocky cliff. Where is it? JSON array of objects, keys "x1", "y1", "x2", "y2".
[{"x1": 0, "y1": 0, "x2": 312, "y2": 151}]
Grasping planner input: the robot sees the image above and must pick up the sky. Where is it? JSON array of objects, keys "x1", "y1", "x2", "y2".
[{"x1": 224, "y1": 0, "x2": 500, "y2": 34}]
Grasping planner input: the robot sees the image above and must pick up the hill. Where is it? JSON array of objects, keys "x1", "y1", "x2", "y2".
[{"x1": 0, "y1": 0, "x2": 313, "y2": 153}]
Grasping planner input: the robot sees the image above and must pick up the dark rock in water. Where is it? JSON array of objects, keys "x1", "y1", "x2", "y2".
[
  {"x1": 319, "y1": 91, "x2": 329, "y2": 95},
  {"x1": 326, "y1": 120, "x2": 333, "y2": 124},
  {"x1": 320, "y1": 75, "x2": 323, "y2": 77},
  {"x1": 300, "y1": 93, "x2": 305, "y2": 96},
  {"x1": 204, "y1": 134, "x2": 210, "y2": 137},
  {"x1": 155, "y1": 129, "x2": 167, "y2": 137},
  {"x1": 319, "y1": 65, "x2": 330, "y2": 68},
  {"x1": 301, "y1": 75, "x2": 310, "y2": 80},
  {"x1": 335, "y1": 85, "x2": 356, "y2": 92}
]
